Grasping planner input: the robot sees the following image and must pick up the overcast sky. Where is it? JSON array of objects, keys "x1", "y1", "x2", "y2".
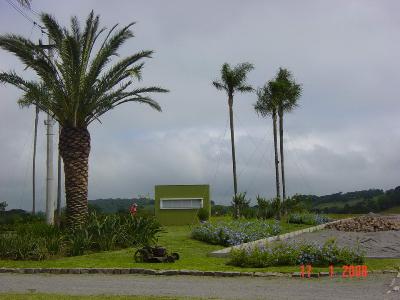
[{"x1": 0, "y1": 0, "x2": 399, "y2": 210}]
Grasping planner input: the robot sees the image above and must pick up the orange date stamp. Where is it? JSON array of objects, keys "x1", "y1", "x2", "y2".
[{"x1": 300, "y1": 264, "x2": 368, "y2": 278}]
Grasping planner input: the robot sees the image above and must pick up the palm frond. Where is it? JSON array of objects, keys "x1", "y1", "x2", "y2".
[
  {"x1": 214, "y1": 62, "x2": 254, "y2": 96},
  {"x1": 237, "y1": 85, "x2": 254, "y2": 93},
  {"x1": 212, "y1": 80, "x2": 226, "y2": 91},
  {"x1": 1, "y1": 11, "x2": 167, "y2": 128}
]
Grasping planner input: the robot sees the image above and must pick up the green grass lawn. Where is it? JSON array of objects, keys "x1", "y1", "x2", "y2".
[{"x1": 1, "y1": 217, "x2": 399, "y2": 273}]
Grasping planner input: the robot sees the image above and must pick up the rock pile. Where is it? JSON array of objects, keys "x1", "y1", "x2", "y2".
[{"x1": 327, "y1": 216, "x2": 400, "y2": 232}]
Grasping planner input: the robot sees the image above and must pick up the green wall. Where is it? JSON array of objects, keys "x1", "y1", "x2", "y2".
[{"x1": 155, "y1": 185, "x2": 210, "y2": 226}]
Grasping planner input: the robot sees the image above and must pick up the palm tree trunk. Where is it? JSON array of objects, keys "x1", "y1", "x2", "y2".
[
  {"x1": 32, "y1": 105, "x2": 39, "y2": 215},
  {"x1": 278, "y1": 108, "x2": 286, "y2": 201},
  {"x1": 59, "y1": 127, "x2": 91, "y2": 229},
  {"x1": 228, "y1": 94, "x2": 238, "y2": 218},
  {"x1": 272, "y1": 110, "x2": 280, "y2": 200}
]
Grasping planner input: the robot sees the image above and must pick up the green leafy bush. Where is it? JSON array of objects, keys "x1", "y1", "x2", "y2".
[
  {"x1": 191, "y1": 220, "x2": 281, "y2": 246},
  {"x1": 197, "y1": 208, "x2": 210, "y2": 222},
  {"x1": 228, "y1": 239, "x2": 365, "y2": 267}
]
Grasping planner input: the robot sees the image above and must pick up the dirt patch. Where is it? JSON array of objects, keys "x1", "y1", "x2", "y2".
[{"x1": 285, "y1": 215, "x2": 400, "y2": 258}]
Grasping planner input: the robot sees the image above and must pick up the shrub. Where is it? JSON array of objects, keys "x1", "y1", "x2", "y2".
[
  {"x1": 197, "y1": 208, "x2": 209, "y2": 222},
  {"x1": 64, "y1": 228, "x2": 93, "y2": 256},
  {"x1": 66, "y1": 213, "x2": 163, "y2": 255},
  {"x1": 232, "y1": 192, "x2": 250, "y2": 219},
  {"x1": 0, "y1": 212, "x2": 163, "y2": 260},
  {"x1": 0, "y1": 233, "x2": 49, "y2": 260},
  {"x1": 191, "y1": 220, "x2": 281, "y2": 246},
  {"x1": 120, "y1": 215, "x2": 163, "y2": 247},
  {"x1": 256, "y1": 196, "x2": 273, "y2": 219},
  {"x1": 287, "y1": 213, "x2": 331, "y2": 225},
  {"x1": 228, "y1": 239, "x2": 365, "y2": 267}
]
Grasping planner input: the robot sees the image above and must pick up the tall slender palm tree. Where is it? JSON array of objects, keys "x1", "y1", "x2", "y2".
[
  {"x1": 272, "y1": 68, "x2": 302, "y2": 200},
  {"x1": 0, "y1": 11, "x2": 168, "y2": 228},
  {"x1": 212, "y1": 63, "x2": 254, "y2": 205},
  {"x1": 254, "y1": 82, "x2": 281, "y2": 201}
]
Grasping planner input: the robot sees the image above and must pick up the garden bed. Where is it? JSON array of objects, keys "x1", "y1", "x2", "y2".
[{"x1": 1, "y1": 219, "x2": 399, "y2": 273}]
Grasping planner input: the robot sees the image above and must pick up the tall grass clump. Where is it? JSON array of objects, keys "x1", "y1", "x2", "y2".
[{"x1": 0, "y1": 213, "x2": 163, "y2": 260}]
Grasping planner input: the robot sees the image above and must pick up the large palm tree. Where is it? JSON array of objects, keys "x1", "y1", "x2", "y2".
[
  {"x1": 212, "y1": 63, "x2": 254, "y2": 204},
  {"x1": 272, "y1": 68, "x2": 302, "y2": 200},
  {"x1": 254, "y1": 82, "x2": 281, "y2": 201},
  {"x1": 0, "y1": 11, "x2": 168, "y2": 228}
]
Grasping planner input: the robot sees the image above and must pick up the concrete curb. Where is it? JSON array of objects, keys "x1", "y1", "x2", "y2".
[
  {"x1": 0, "y1": 267, "x2": 395, "y2": 278},
  {"x1": 209, "y1": 217, "x2": 354, "y2": 258}
]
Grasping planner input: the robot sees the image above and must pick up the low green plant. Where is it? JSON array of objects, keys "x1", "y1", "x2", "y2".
[
  {"x1": 197, "y1": 208, "x2": 210, "y2": 222},
  {"x1": 228, "y1": 239, "x2": 365, "y2": 267}
]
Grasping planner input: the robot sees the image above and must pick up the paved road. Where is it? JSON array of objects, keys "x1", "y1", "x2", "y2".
[{"x1": 0, "y1": 273, "x2": 399, "y2": 299}]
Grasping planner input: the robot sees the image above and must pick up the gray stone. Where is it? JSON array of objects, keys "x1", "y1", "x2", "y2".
[
  {"x1": 201, "y1": 271, "x2": 215, "y2": 276},
  {"x1": 87, "y1": 268, "x2": 99, "y2": 274},
  {"x1": 213, "y1": 271, "x2": 240, "y2": 277},
  {"x1": 141, "y1": 269, "x2": 157, "y2": 275},
  {"x1": 239, "y1": 272, "x2": 253, "y2": 277},
  {"x1": 129, "y1": 268, "x2": 146, "y2": 274},
  {"x1": 157, "y1": 270, "x2": 179, "y2": 276},
  {"x1": 254, "y1": 272, "x2": 286, "y2": 277}
]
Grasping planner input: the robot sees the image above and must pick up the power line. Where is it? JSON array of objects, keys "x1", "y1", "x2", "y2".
[
  {"x1": 210, "y1": 116, "x2": 229, "y2": 187},
  {"x1": 4, "y1": 0, "x2": 48, "y2": 35},
  {"x1": 285, "y1": 134, "x2": 314, "y2": 195}
]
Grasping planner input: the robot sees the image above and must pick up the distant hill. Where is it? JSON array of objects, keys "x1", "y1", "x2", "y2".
[
  {"x1": 303, "y1": 186, "x2": 400, "y2": 214},
  {"x1": 89, "y1": 198, "x2": 154, "y2": 214},
  {"x1": 88, "y1": 186, "x2": 400, "y2": 215}
]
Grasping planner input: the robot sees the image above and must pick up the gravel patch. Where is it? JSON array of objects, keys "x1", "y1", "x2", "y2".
[{"x1": 285, "y1": 228, "x2": 400, "y2": 258}]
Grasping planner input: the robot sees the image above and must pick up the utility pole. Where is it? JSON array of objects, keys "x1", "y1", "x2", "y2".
[
  {"x1": 56, "y1": 124, "x2": 62, "y2": 219},
  {"x1": 32, "y1": 105, "x2": 39, "y2": 215},
  {"x1": 45, "y1": 36, "x2": 55, "y2": 225}
]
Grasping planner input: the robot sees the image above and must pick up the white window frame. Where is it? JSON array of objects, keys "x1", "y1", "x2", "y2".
[{"x1": 160, "y1": 198, "x2": 204, "y2": 210}]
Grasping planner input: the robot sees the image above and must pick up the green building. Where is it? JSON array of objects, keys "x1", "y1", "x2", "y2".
[{"x1": 155, "y1": 184, "x2": 210, "y2": 225}]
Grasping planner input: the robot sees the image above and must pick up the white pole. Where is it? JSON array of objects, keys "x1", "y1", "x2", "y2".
[{"x1": 45, "y1": 36, "x2": 55, "y2": 225}]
